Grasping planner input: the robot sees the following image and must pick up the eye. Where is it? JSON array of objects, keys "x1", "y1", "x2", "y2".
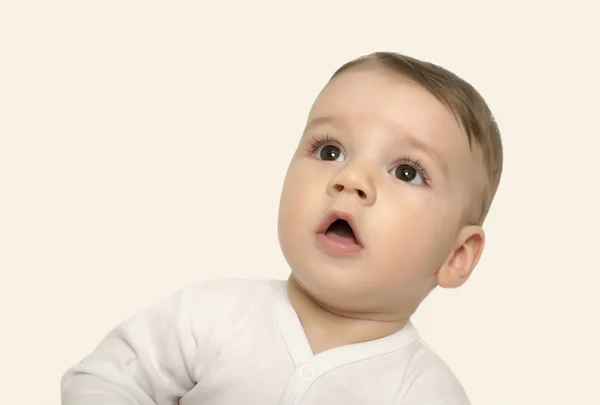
[
  {"x1": 391, "y1": 163, "x2": 425, "y2": 185},
  {"x1": 313, "y1": 144, "x2": 345, "y2": 162}
]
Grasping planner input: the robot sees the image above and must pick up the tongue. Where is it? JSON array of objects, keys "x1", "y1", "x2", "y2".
[
  {"x1": 326, "y1": 222, "x2": 358, "y2": 245},
  {"x1": 326, "y1": 231, "x2": 358, "y2": 244}
]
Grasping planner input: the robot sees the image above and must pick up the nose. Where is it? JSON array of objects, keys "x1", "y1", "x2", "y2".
[{"x1": 327, "y1": 163, "x2": 377, "y2": 205}]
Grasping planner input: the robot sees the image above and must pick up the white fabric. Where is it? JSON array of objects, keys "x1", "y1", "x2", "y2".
[{"x1": 61, "y1": 279, "x2": 470, "y2": 404}]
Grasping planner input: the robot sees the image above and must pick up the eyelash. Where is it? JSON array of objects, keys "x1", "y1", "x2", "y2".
[
  {"x1": 307, "y1": 133, "x2": 342, "y2": 154},
  {"x1": 307, "y1": 133, "x2": 432, "y2": 187}
]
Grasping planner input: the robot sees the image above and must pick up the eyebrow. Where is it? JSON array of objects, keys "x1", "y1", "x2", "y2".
[
  {"x1": 304, "y1": 115, "x2": 450, "y2": 178},
  {"x1": 303, "y1": 115, "x2": 345, "y2": 134},
  {"x1": 403, "y1": 134, "x2": 450, "y2": 179}
]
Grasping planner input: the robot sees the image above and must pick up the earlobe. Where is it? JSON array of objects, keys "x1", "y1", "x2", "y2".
[{"x1": 436, "y1": 226, "x2": 485, "y2": 288}]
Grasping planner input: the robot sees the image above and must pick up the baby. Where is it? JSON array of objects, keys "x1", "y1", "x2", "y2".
[{"x1": 61, "y1": 51, "x2": 503, "y2": 405}]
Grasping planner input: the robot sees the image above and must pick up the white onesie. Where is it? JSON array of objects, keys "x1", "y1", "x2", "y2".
[{"x1": 61, "y1": 278, "x2": 470, "y2": 404}]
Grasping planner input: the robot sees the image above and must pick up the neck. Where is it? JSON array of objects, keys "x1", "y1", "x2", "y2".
[{"x1": 286, "y1": 275, "x2": 409, "y2": 354}]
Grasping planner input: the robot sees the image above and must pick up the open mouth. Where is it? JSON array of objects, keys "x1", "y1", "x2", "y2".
[
  {"x1": 316, "y1": 211, "x2": 363, "y2": 254},
  {"x1": 325, "y1": 219, "x2": 359, "y2": 245}
]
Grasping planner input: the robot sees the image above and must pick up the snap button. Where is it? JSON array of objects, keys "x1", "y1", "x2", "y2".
[{"x1": 300, "y1": 365, "x2": 314, "y2": 379}]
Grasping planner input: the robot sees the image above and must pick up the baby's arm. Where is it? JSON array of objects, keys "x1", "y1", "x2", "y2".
[
  {"x1": 61, "y1": 287, "x2": 199, "y2": 405},
  {"x1": 396, "y1": 348, "x2": 471, "y2": 405}
]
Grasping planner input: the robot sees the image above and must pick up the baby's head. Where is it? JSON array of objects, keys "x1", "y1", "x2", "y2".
[{"x1": 277, "y1": 52, "x2": 503, "y2": 320}]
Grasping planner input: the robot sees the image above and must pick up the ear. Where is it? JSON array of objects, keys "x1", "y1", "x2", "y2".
[{"x1": 436, "y1": 225, "x2": 485, "y2": 289}]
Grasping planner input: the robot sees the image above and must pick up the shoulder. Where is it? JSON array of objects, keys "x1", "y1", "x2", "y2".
[
  {"x1": 397, "y1": 338, "x2": 471, "y2": 405},
  {"x1": 181, "y1": 277, "x2": 284, "y2": 305},
  {"x1": 176, "y1": 278, "x2": 284, "y2": 322}
]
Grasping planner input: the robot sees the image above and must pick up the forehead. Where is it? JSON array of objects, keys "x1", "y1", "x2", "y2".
[{"x1": 308, "y1": 67, "x2": 466, "y2": 149}]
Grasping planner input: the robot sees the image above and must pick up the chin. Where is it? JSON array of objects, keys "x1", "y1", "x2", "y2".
[{"x1": 290, "y1": 261, "x2": 374, "y2": 309}]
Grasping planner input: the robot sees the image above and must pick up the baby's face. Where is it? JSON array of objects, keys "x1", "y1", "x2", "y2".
[{"x1": 278, "y1": 66, "x2": 484, "y2": 317}]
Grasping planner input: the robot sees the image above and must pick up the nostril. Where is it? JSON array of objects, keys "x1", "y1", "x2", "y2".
[{"x1": 331, "y1": 184, "x2": 367, "y2": 199}]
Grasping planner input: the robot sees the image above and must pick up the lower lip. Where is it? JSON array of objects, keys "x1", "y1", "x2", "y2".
[{"x1": 315, "y1": 233, "x2": 363, "y2": 255}]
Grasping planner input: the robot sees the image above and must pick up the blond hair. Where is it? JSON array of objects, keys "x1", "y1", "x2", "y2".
[{"x1": 330, "y1": 52, "x2": 503, "y2": 225}]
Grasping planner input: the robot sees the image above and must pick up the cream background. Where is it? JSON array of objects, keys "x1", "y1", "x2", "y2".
[{"x1": 1, "y1": 1, "x2": 599, "y2": 404}]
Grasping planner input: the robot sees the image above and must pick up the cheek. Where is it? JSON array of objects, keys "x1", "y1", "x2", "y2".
[
  {"x1": 277, "y1": 164, "x2": 325, "y2": 245},
  {"x1": 370, "y1": 201, "x2": 456, "y2": 276},
  {"x1": 279, "y1": 162, "x2": 329, "y2": 214},
  {"x1": 280, "y1": 172, "x2": 314, "y2": 221}
]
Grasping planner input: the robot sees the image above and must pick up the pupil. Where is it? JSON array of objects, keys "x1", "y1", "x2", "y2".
[
  {"x1": 320, "y1": 145, "x2": 340, "y2": 160},
  {"x1": 396, "y1": 165, "x2": 416, "y2": 181}
]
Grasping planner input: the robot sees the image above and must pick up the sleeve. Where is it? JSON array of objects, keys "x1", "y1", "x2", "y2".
[
  {"x1": 399, "y1": 373, "x2": 471, "y2": 405},
  {"x1": 61, "y1": 286, "x2": 201, "y2": 405},
  {"x1": 397, "y1": 350, "x2": 471, "y2": 405}
]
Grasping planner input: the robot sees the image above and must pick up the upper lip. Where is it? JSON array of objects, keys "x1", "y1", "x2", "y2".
[{"x1": 316, "y1": 210, "x2": 364, "y2": 246}]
